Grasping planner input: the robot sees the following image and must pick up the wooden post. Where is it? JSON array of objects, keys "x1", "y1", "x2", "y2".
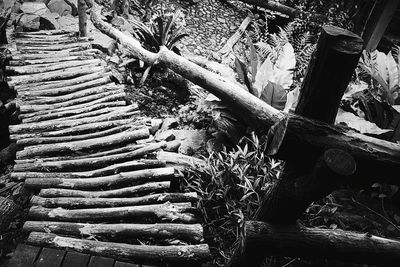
[
  {"x1": 363, "y1": 0, "x2": 399, "y2": 51},
  {"x1": 78, "y1": 0, "x2": 87, "y2": 37}
]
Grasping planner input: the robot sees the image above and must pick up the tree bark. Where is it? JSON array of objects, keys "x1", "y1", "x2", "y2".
[
  {"x1": 295, "y1": 26, "x2": 363, "y2": 124},
  {"x1": 7, "y1": 59, "x2": 101, "y2": 75},
  {"x1": 15, "y1": 37, "x2": 90, "y2": 46},
  {"x1": 27, "y1": 232, "x2": 211, "y2": 264},
  {"x1": 11, "y1": 49, "x2": 100, "y2": 60},
  {"x1": 13, "y1": 142, "x2": 167, "y2": 172},
  {"x1": 25, "y1": 167, "x2": 175, "y2": 189},
  {"x1": 78, "y1": 0, "x2": 87, "y2": 37},
  {"x1": 30, "y1": 192, "x2": 198, "y2": 208},
  {"x1": 29, "y1": 202, "x2": 197, "y2": 223},
  {"x1": 233, "y1": 221, "x2": 400, "y2": 265},
  {"x1": 38, "y1": 181, "x2": 171, "y2": 198},
  {"x1": 156, "y1": 151, "x2": 208, "y2": 172},
  {"x1": 12, "y1": 159, "x2": 165, "y2": 180},
  {"x1": 23, "y1": 221, "x2": 203, "y2": 243},
  {"x1": 19, "y1": 42, "x2": 91, "y2": 52},
  {"x1": 9, "y1": 55, "x2": 94, "y2": 66}
]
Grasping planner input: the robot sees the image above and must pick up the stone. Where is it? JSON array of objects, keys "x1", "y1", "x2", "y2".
[
  {"x1": 164, "y1": 140, "x2": 181, "y2": 152},
  {"x1": 20, "y1": 2, "x2": 49, "y2": 16},
  {"x1": 40, "y1": 12, "x2": 60, "y2": 30},
  {"x1": 87, "y1": 20, "x2": 117, "y2": 55},
  {"x1": 160, "y1": 118, "x2": 179, "y2": 131},
  {"x1": 47, "y1": 0, "x2": 72, "y2": 17},
  {"x1": 17, "y1": 14, "x2": 41, "y2": 31},
  {"x1": 56, "y1": 15, "x2": 77, "y2": 31},
  {"x1": 155, "y1": 130, "x2": 176, "y2": 142},
  {"x1": 64, "y1": 0, "x2": 78, "y2": 16},
  {"x1": 150, "y1": 119, "x2": 163, "y2": 135}
]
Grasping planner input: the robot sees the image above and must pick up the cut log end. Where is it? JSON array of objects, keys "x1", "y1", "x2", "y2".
[{"x1": 323, "y1": 148, "x2": 356, "y2": 177}]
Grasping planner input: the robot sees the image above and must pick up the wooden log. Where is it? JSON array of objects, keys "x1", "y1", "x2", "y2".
[
  {"x1": 19, "y1": 90, "x2": 126, "y2": 114},
  {"x1": 20, "y1": 101, "x2": 123, "y2": 123},
  {"x1": 10, "y1": 118, "x2": 135, "y2": 141},
  {"x1": 19, "y1": 46, "x2": 90, "y2": 54},
  {"x1": 37, "y1": 181, "x2": 171, "y2": 198},
  {"x1": 7, "y1": 59, "x2": 101, "y2": 75},
  {"x1": 15, "y1": 38, "x2": 91, "y2": 46},
  {"x1": 13, "y1": 142, "x2": 167, "y2": 172},
  {"x1": 78, "y1": 0, "x2": 87, "y2": 37},
  {"x1": 23, "y1": 105, "x2": 124, "y2": 124},
  {"x1": 156, "y1": 151, "x2": 208, "y2": 172},
  {"x1": 230, "y1": 221, "x2": 400, "y2": 265},
  {"x1": 21, "y1": 82, "x2": 121, "y2": 104},
  {"x1": 19, "y1": 88, "x2": 125, "y2": 113},
  {"x1": 15, "y1": 70, "x2": 111, "y2": 93},
  {"x1": 28, "y1": 202, "x2": 197, "y2": 223},
  {"x1": 26, "y1": 232, "x2": 211, "y2": 263},
  {"x1": 257, "y1": 149, "x2": 356, "y2": 223},
  {"x1": 11, "y1": 49, "x2": 100, "y2": 60},
  {"x1": 10, "y1": 104, "x2": 134, "y2": 134},
  {"x1": 9, "y1": 55, "x2": 94, "y2": 66},
  {"x1": 16, "y1": 30, "x2": 74, "y2": 36},
  {"x1": 17, "y1": 124, "x2": 132, "y2": 146},
  {"x1": 19, "y1": 42, "x2": 91, "y2": 52},
  {"x1": 8, "y1": 65, "x2": 105, "y2": 86},
  {"x1": 12, "y1": 159, "x2": 165, "y2": 180},
  {"x1": 24, "y1": 221, "x2": 203, "y2": 243},
  {"x1": 17, "y1": 128, "x2": 149, "y2": 159},
  {"x1": 25, "y1": 167, "x2": 174, "y2": 189},
  {"x1": 30, "y1": 192, "x2": 197, "y2": 208},
  {"x1": 237, "y1": 0, "x2": 325, "y2": 21},
  {"x1": 218, "y1": 16, "x2": 251, "y2": 56},
  {"x1": 295, "y1": 26, "x2": 363, "y2": 124}
]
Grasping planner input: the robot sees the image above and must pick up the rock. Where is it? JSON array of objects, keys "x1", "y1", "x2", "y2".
[
  {"x1": 111, "y1": 16, "x2": 135, "y2": 35},
  {"x1": 47, "y1": 0, "x2": 72, "y2": 16},
  {"x1": 150, "y1": 119, "x2": 163, "y2": 135},
  {"x1": 87, "y1": 20, "x2": 116, "y2": 55},
  {"x1": 155, "y1": 130, "x2": 176, "y2": 142},
  {"x1": 40, "y1": 12, "x2": 60, "y2": 30},
  {"x1": 20, "y1": 2, "x2": 49, "y2": 16},
  {"x1": 160, "y1": 118, "x2": 179, "y2": 131},
  {"x1": 56, "y1": 15, "x2": 77, "y2": 31},
  {"x1": 64, "y1": 0, "x2": 78, "y2": 16},
  {"x1": 164, "y1": 140, "x2": 181, "y2": 152},
  {"x1": 17, "y1": 14, "x2": 41, "y2": 31}
]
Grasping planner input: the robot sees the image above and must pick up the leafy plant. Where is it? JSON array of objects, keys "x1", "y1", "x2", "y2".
[
  {"x1": 184, "y1": 133, "x2": 282, "y2": 265},
  {"x1": 129, "y1": 6, "x2": 188, "y2": 84},
  {"x1": 359, "y1": 49, "x2": 400, "y2": 105}
]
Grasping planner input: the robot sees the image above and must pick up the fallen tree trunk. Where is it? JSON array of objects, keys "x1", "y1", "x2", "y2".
[
  {"x1": 23, "y1": 221, "x2": 203, "y2": 243},
  {"x1": 12, "y1": 159, "x2": 165, "y2": 180},
  {"x1": 38, "y1": 181, "x2": 171, "y2": 198},
  {"x1": 25, "y1": 167, "x2": 175, "y2": 189},
  {"x1": 218, "y1": 15, "x2": 251, "y2": 56},
  {"x1": 231, "y1": 221, "x2": 400, "y2": 265},
  {"x1": 29, "y1": 202, "x2": 197, "y2": 223},
  {"x1": 27, "y1": 232, "x2": 211, "y2": 264},
  {"x1": 84, "y1": 0, "x2": 400, "y2": 185},
  {"x1": 30, "y1": 192, "x2": 198, "y2": 208}
]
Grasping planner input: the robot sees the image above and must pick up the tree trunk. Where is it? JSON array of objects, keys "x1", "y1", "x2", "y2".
[
  {"x1": 78, "y1": 0, "x2": 87, "y2": 37},
  {"x1": 235, "y1": 221, "x2": 400, "y2": 265},
  {"x1": 27, "y1": 232, "x2": 211, "y2": 264},
  {"x1": 23, "y1": 221, "x2": 203, "y2": 243},
  {"x1": 24, "y1": 167, "x2": 175, "y2": 189},
  {"x1": 30, "y1": 192, "x2": 198, "y2": 208},
  {"x1": 29, "y1": 202, "x2": 197, "y2": 223}
]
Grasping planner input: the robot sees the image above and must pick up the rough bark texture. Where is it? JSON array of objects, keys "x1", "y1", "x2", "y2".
[
  {"x1": 27, "y1": 232, "x2": 211, "y2": 264},
  {"x1": 237, "y1": 221, "x2": 400, "y2": 265},
  {"x1": 23, "y1": 221, "x2": 203, "y2": 243}
]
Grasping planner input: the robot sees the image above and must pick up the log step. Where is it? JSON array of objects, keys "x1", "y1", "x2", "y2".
[{"x1": 7, "y1": 32, "x2": 211, "y2": 265}]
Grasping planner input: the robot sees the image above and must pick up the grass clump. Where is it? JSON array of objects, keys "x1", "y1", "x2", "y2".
[{"x1": 184, "y1": 132, "x2": 283, "y2": 266}]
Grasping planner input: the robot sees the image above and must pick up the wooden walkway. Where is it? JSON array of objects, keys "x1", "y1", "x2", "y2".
[{"x1": 4, "y1": 30, "x2": 210, "y2": 266}]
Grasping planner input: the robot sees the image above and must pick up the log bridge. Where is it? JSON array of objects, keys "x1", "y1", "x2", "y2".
[{"x1": 3, "y1": 29, "x2": 211, "y2": 267}]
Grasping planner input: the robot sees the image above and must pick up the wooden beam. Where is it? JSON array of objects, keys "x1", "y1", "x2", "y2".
[
  {"x1": 363, "y1": 0, "x2": 400, "y2": 51},
  {"x1": 78, "y1": 0, "x2": 87, "y2": 37}
]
